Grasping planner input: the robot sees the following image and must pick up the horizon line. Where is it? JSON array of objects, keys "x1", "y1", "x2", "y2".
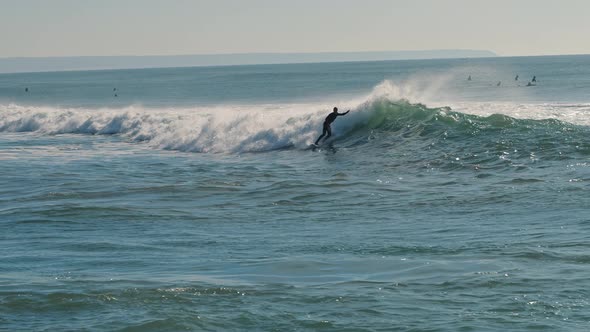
[
  {"x1": 3, "y1": 50, "x2": 590, "y2": 60},
  {"x1": 0, "y1": 49, "x2": 498, "y2": 60},
  {"x1": 0, "y1": 49, "x2": 494, "y2": 75}
]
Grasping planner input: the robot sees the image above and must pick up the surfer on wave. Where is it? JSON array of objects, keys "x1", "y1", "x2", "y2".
[{"x1": 314, "y1": 107, "x2": 350, "y2": 145}]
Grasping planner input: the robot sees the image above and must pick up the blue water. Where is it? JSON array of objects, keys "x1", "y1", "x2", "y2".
[{"x1": 1, "y1": 55, "x2": 590, "y2": 331}]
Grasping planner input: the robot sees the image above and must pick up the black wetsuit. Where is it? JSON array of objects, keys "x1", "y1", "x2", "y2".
[{"x1": 315, "y1": 111, "x2": 348, "y2": 145}]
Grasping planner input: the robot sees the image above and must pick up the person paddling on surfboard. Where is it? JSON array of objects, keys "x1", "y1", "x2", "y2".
[{"x1": 314, "y1": 107, "x2": 350, "y2": 145}]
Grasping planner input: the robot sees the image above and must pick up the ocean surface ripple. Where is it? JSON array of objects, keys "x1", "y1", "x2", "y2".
[{"x1": 2, "y1": 56, "x2": 590, "y2": 331}]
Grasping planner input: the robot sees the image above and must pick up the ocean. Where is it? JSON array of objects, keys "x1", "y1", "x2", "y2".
[{"x1": 1, "y1": 55, "x2": 590, "y2": 331}]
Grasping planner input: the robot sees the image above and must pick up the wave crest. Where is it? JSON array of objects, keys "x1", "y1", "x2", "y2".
[{"x1": 1, "y1": 80, "x2": 589, "y2": 154}]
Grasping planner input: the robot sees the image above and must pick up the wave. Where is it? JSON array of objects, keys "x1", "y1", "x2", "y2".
[
  {"x1": 0, "y1": 103, "x2": 324, "y2": 153},
  {"x1": 1, "y1": 80, "x2": 589, "y2": 154}
]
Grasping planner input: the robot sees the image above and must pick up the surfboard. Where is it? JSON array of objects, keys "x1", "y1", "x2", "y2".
[{"x1": 309, "y1": 137, "x2": 337, "y2": 150}]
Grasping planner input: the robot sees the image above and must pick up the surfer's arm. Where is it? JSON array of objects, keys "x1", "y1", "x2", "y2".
[{"x1": 339, "y1": 110, "x2": 350, "y2": 116}]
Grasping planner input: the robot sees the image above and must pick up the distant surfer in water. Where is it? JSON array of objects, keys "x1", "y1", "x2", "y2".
[{"x1": 314, "y1": 107, "x2": 350, "y2": 145}]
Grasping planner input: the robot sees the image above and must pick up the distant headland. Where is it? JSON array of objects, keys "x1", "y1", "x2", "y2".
[{"x1": 0, "y1": 49, "x2": 497, "y2": 74}]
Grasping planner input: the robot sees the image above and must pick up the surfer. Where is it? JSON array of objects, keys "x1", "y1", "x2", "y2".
[
  {"x1": 515, "y1": 75, "x2": 519, "y2": 81},
  {"x1": 532, "y1": 76, "x2": 537, "y2": 82},
  {"x1": 314, "y1": 107, "x2": 350, "y2": 145}
]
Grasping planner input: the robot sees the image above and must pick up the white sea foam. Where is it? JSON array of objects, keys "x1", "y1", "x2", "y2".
[
  {"x1": 0, "y1": 103, "x2": 343, "y2": 153},
  {"x1": 2, "y1": 81, "x2": 590, "y2": 153}
]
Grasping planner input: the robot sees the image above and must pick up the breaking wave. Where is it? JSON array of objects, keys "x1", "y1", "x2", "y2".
[{"x1": 1, "y1": 81, "x2": 589, "y2": 154}]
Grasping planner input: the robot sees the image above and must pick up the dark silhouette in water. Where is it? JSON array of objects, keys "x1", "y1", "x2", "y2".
[
  {"x1": 25, "y1": 87, "x2": 28, "y2": 92},
  {"x1": 497, "y1": 81, "x2": 501, "y2": 86},
  {"x1": 315, "y1": 107, "x2": 349, "y2": 145},
  {"x1": 515, "y1": 75, "x2": 519, "y2": 81},
  {"x1": 467, "y1": 75, "x2": 472, "y2": 81},
  {"x1": 532, "y1": 76, "x2": 537, "y2": 82}
]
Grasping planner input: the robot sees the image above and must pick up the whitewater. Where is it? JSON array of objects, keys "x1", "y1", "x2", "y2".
[
  {"x1": 2, "y1": 80, "x2": 590, "y2": 153},
  {"x1": 1, "y1": 55, "x2": 590, "y2": 331}
]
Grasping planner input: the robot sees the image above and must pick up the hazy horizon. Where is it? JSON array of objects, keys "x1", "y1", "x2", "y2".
[
  {"x1": 3, "y1": 49, "x2": 499, "y2": 59},
  {"x1": 2, "y1": 49, "x2": 589, "y2": 75},
  {"x1": 0, "y1": 49, "x2": 502, "y2": 74}
]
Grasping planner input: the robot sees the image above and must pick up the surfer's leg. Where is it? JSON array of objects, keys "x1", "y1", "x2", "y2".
[
  {"x1": 314, "y1": 134, "x2": 323, "y2": 145},
  {"x1": 315, "y1": 125, "x2": 328, "y2": 145},
  {"x1": 326, "y1": 125, "x2": 332, "y2": 139},
  {"x1": 315, "y1": 130, "x2": 326, "y2": 145}
]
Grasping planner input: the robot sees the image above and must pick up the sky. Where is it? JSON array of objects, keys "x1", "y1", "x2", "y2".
[{"x1": 1, "y1": 0, "x2": 589, "y2": 58}]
